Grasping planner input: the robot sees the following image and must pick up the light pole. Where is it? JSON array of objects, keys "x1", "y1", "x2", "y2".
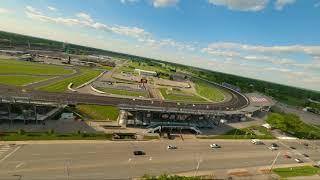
[
  {"x1": 65, "y1": 160, "x2": 70, "y2": 180},
  {"x1": 194, "y1": 155, "x2": 202, "y2": 177}
]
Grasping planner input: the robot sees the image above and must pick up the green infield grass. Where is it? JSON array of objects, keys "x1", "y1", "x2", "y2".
[
  {"x1": 194, "y1": 80, "x2": 225, "y2": 102},
  {"x1": 97, "y1": 87, "x2": 147, "y2": 97},
  {"x1": 0, "y1": 59, "x2": 73, "y2": 75},
  {"x1": 38, "y1": 69, "x2": 102, "y2": 92},
  {"x1": 0, "y1": 75, "x2": 50, "y2": 86},
  {"x1": 159, "y1": 88, "x2": 206, "y2": 102}
]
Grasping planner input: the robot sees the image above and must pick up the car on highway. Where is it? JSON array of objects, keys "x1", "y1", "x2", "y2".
[
  {"x1": 284, "y1": 154, "x2": 291, "y2": 159},
  {"x1": 133, "y1": 150, "x2": 146, "y2": 155},
  {"x1": 268, "y1": 146, "x2": 278, "y2": 151},
  {"x1": 290, "y1": 146, "x2": 296, "y2": 149},
  {"x1": 294, "y1": 158, "x2": 303, "y2": 163},
  {"x1": 167, "y1": 145, "x2": 177, "y2": 150},
  {"x1": 271, "y1": 143, "x2": 279, "y2": 147},
  {"x1": 313, "y1": 161, "x2": 320, "y2": 168},
  {"x1": 302, "y1": 153, "x2": 309, "y2": 157},
  {"x1": 251, "y1": 139, "x2": 264, "y2": 145},
  {"x1": 210, "y1": 144, "x2": 221, "y2": 148}
]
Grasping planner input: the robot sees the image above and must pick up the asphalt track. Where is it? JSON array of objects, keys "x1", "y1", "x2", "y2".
[
  {"x1": 0, "y1": 139, "x2": 319, "y2": 180},
  {"x1": 0, "y1": 83, "x2": 249, "y2": 111}
]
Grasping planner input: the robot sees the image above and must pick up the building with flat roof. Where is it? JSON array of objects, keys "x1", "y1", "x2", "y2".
[{"x1": 134, "y1": 69, "x2": 157, "y2": 77}]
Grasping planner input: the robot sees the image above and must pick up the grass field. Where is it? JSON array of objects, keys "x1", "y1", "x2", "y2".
[
  {"x1": 0, "y1": 75, "x2": 50, "y2": 86},
  {"x1": 76, "y1": 104, "x2": 119, "y2": 121},
  {"x1": 97, "y1": 87, "x2": 147, "y2": 97},
  {"x1": 38, "y1": 68, "x2": 102, "y2": 92},
  {"x1": 0, "y1": 132, "x2": 112, "y2": 141},
  {"x1": 0, "y1": 59, "x2": 73, "y2": 75},
  {"x1": 273, "y1": 166, "x2": 320, "y2": 178},
  {"x1": 198, "y1": 126, "x2": 275, "y2": 139},
  {"x1": 194, "y1": 80, "x2": 225, "y2": 102},
  {"x1": 159, "y1": 88, "x2": 206, "y2": 102}
]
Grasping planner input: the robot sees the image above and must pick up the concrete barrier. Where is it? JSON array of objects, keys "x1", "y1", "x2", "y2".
[
  {"x1": 90, "y1": 85, "x2": 105, "y2": 94},
  {"x1": 68, "y1": 83, "x2": 77, "y2": 92},
  {"x1": 76, "y1": 70, "x2": 106, "y2": 89}
]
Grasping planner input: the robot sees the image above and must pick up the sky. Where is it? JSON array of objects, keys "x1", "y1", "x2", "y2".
[{"x1": 0, "y1": 0, "x2": 320, "y2": 91}]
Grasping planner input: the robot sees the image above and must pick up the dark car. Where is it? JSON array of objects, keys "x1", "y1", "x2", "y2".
[
  {"x1": 302, "y1": 153, "x2": 309, "y2": 157},
  {"x1": 290, "y1": 146, "x2": 296, "y2": 149},
  {"x1": 284, "y1": 154, "x2": 291, "y2": 159},
  {"x1": 271, "y1": 143, "x2": 279, "y2": 147},
  {"x1": 303, "y1": 143, "x2": 309, "y2": 147},
  {"x1": 133, "y1": 150, "x2": 146, "y2": 156}
]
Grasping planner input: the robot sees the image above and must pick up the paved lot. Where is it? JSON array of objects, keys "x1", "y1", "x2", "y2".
[{"x1": 0, "y1": 139, "x2": 319, "y2": 180}]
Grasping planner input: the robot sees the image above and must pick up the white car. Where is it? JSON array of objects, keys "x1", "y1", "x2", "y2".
[
  {"x1": 210, "y1": 144, "x2": 221, "y2": 148},
  {"x1": 268, "y1": 146, "x2": 278, "y2": 151},
  {"x1": 251, "y1": 139, "x2": 264, "y2": 145},
  {"x1": 167, "y1": 145, "x2": 177, "y2": 150},
  {"x1": 295, "y1": 158, "x2": 303, "y2": 163}
]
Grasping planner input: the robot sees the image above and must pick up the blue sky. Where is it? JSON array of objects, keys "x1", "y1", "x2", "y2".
[{"x1": 0, "y1": 0, "x2": 320, "y2": 91}]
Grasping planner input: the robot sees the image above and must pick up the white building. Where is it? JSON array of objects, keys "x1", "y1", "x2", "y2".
[{"x1": 134, "y1": 69, "x2": 157, "y2": 77}]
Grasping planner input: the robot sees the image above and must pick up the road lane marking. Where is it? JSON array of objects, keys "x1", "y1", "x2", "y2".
[
  {"x1": 0, "y1": 146, "x2": 21, "y2": 163},
  {"x1": 15, "y1": 162, "x2": 24, "y2": 168}
]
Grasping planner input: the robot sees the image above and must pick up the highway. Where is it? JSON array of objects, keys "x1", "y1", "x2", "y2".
[
  {"x1": 0, "y1": 83, "x2": 248, "y2": 112},
  {"x1": 0, "y1": 139, "x2": 319, "y2": 180}
]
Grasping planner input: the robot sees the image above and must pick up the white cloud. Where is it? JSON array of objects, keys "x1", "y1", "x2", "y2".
[
  {"x1": 24, "y1": 6, "x2": 196, "y2": 52},
  {"x1": 25, "y1": 6, "x2": 150, "y2": 39},
  {"x1": 76, "y1": 12, "x2": 93, "y2": 23},
  {"x1": 208, "y1": 0, "x2": 269, "y2": 12},
  {"x1": 0, "y1": 8, "x2": 10, "y2": 14},
  {"x1": 274, "y1": 0, "x2": 296, "y2": 10},
  {"x1": 204, "y1": 42, "x2": 320, "y2": 60},
  {"x1": 151, "y1": 0, "x2": 179, "y2": 8},
  {"x1": 47, "y1": 6, "x2": 57, "y2": 11},
  {"x1": 120, "y1": 0, "x2": 139, "y2": 4}
]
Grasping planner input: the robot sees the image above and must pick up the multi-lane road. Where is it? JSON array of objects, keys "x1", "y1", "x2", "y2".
[{"x1": 0, "y1": 139, "x2": 319, "y2": 180}]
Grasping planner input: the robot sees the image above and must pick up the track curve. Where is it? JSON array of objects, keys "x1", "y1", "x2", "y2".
[{"x1": 0, "y1": 83, "x2": 249, "y2": 111}]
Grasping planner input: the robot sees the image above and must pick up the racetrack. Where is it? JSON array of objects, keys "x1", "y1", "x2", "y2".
[{"x1": 0, "y1": 82, "x2": 249, "y2": 111}]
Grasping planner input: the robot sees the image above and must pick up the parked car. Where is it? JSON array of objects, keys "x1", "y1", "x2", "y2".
[
  {"x1": 271, "y1": 143, "x2": 279, "y2": 147},
  {"x1": 294, "y1": 158, "x2": 303, "y2": 163}
]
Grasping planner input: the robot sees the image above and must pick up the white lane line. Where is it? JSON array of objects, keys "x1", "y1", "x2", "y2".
[
  {"x1": 0, "y1": 146, "x2": 21, "y2": 163},
  {"x1": 15, "y1": 162, "x2": 24, "y2": 168}
]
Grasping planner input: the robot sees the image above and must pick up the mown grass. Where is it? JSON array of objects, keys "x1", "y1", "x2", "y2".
[
  {"x1": 194, "y1": 80, "x2": 225, "y2": 102},
  {"x1": 0, "y1": 59, "x2": 73, "y2": 75},
  {"x1": 97, "y1": 87, "x2": 147, "y2": 97},
  {"x1": 0, "y1": 132, "x2": 112, "y2": 141},
  {"x1": 0, "y1": 75, "x2": 50, "y2": 86},
  {"x1": 198, "y1": 126, "x2": 275, "y2": 139},
  {"x1": 159, "y1": 88, "x2": 206, "y2": 102},
  {"x1": 273, "y1": 166, "x2": 320, "y2": 178},
  {"x1": 76, "y1": 104, "x2": 119, "y2": 121},
  {"x1": 38, "y1": 68, "x2": 102, "y2": 92}
]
